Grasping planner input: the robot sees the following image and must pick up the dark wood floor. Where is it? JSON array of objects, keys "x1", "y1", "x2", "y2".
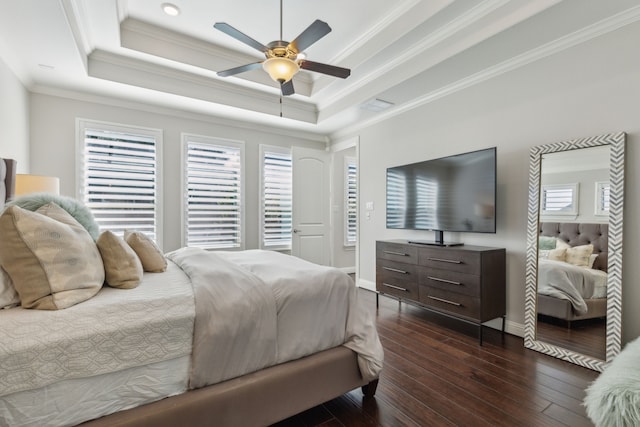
[
  {"x1": 274, "y1": 289, "x2": 599, "y2": 427},
  {"x1": 536, "y1": 315, "x2": 606, "y2": 360}
]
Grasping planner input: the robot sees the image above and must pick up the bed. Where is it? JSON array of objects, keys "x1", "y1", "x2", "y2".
[
  {"x1": 0, "y1": 158, "x2": 383, "y2": 427},
  {"x1": 537, "y1": 222, "x2": 608, "y2": 323}
]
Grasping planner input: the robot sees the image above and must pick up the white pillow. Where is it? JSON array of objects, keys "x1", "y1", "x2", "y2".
[
  {"x1": 0, "y1": 267, "x2": 20, "y2": 309},
  {"x1": 555, "y1": 239, "x2": 571, "y2": 250}
]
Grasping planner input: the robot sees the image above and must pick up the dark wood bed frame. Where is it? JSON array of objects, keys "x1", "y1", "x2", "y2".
[{"x1": 0, "y1": 158, "x2": 379, "y2": 427}]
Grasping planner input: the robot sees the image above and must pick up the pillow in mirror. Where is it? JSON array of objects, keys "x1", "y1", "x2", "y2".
[
  {"x1": 565, "y1": 244, "x2": 594, "y2": 267},
  {"x1": 539, "y1": 236, "x2": 557, "y2": 250},
  {"x1": 539, "y1": 248, "x2": 566, "y2": 261}
]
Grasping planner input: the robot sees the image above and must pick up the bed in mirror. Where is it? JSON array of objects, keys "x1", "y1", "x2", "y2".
[{"x1": 524, "y1": 132, "x2": 625, "y2": 371}]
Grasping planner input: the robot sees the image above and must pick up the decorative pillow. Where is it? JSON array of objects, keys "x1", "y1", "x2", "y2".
[
  {"x1": 555, "y1": 239, "x2": 571, "y2": 250},
  {"x1": 0, "y1": 267, "x2": 20, "y2": 309},
  {"x1": 538, "y1": 236, "x2": 557, "y2": 250},
  {"x1": 97, "y1": 231, "x2": 143, "y2": 289},
  {"x1": 0, "y1": 203, "x2": 104, "y2": 310},
  {"x1": 588, "y1": 253, "x2": 599, "y2": 269},
  {"x1": 124, "y1": 230, "x2": 167, "y2": 272},
  {"x1": 565, "y1": 244, "x2": 594, "y2": 267},
  {"x1": 545, "y1": 248, "x2": 567, "y2": 261},
  {"x1": 6, "y1": 193, "x2": 100, "y2": 240}
]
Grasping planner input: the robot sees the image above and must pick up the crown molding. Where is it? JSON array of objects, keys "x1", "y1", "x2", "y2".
[
  {"x1": 88, "y1": 49, "x2": 318, "y2": 123},
  {"x1": 331, "y1": 4, "x2": 640, "y2": 140},
  {"x1": 29, "y1": 84, "x2": 328, "y2": 143}
]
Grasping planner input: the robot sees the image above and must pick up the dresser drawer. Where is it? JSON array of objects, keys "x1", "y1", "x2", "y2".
[
  {"x1": 377, "y1": 241, "x2": 418, "y2": 264},
  {"x1": 376, "y1": 260, "x2": 419, "y2": 300},
  {"x1": 418, "y1": 247, "x2": 480, "y2": 275},
  {"x1": 419, "y1": 286, "x2": 480, "y2": 321},
  {"x1": 418, "y1": 267, "x2": 480, "y2": 297}
]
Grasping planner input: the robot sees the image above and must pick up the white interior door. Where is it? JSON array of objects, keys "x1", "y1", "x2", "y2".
[{"x1": 292, "y1": 147, "x2": 331, "y2": 266}]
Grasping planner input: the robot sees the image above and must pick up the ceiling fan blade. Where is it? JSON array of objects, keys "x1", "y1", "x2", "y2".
[
  {"x1": 299, "y1": 60, "x2": 350, "y2": 79},
  {"x1": 289, "y1": 20, "x2": 331, "y2": 53},
  {"x1": 217, "y1": 62, "x2": 263, "y2": 77},
  {"x1": 281, "y1": 79, "x2": 295, "y2": 96},
  {"x1": 214, "y1": 22, "x2": 269, "y2": 53}
]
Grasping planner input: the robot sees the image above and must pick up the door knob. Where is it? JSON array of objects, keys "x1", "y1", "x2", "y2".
[{"x1": 293, "y1": 229, "x2": 301, "y2": 233}]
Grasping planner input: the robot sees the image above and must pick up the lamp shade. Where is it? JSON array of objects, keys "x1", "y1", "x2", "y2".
[
  {"x1": 15, "y1": 174, "x2": 60, "y2": 196},
  {"x1": 262, "y1": 57, "x2": 300, "y2": 83}
]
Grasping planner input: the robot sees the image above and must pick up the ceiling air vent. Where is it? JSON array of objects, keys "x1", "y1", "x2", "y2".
[{"x1": 360, "y1": 98, "x2": 394, "y2": 112}]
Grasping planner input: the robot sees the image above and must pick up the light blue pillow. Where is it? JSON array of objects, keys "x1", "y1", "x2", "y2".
[
  {"x1": 538, "y1": 236, "x2": 557, "y2": 250},
  {"x1": 6, "y1": 193, "x2": 100, "y2": 240}
]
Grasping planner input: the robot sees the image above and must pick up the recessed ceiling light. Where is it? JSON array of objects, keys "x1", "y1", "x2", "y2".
[{"x1": 161, "y1": 3, "x2": 180, "y2": 16}]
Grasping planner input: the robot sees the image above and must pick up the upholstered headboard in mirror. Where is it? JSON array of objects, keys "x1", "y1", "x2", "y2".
[
  {"x1": 1, "y1": 158, "x2": 17, "y2": 207},
  {"x1": 539, "y1": 222, "x2": 608, "y2": 272}
]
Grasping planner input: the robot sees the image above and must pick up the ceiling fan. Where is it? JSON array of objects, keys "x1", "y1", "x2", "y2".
[{"x1": 213, "y1": 0, "x2": 350, "y2": 96}]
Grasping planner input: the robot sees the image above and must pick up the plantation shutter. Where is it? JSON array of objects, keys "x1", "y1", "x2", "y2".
[
  {"x1": 261, "y1": 146, "x2": 292, "y2": 249},
  {"x1": 541, "y1": 183, "x2": 578, "y2": 215},
  {"x1": 345, "y1": 157, "x2": 357, "y2": 246},
  {"x1": 184, "y1": 137, "x2": 243, "y2": 249},
  {"x1": 595, "y1": 182, "x2": 610, "y2": 215},
  {"x1": 79, "y1": 122, "x2": 160, "y2": 242}
]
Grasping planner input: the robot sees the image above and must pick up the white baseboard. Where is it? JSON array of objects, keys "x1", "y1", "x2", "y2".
[{"x1": 357, "y1": 278, "x2": 376, "y2": 291}]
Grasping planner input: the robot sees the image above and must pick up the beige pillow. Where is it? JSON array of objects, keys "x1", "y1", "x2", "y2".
[
  {"x1": 565, "y1": 244, "x2": 594, "y2": 267},
  {"x1": 124, "y1": 231, "x2": 167, "y2": 272},
  {"x1": 97, "y1": 231, "x2": 143, "y2": 289},
  {"x1": 0, "y1": 203, "x2": 104, "y2": 310},
  {"x1": 546, "y1": 248, "x2": 567, "y2": 261},
  {"x1": 555, "y1": 239, "x2": 571, "y2": 250}
]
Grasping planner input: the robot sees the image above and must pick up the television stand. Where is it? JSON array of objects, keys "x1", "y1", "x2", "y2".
[
  {"x1": 408, "y1": 240, "x2": 463, "y2": 247},
  {"x1": 408, "y1": 230, "x2": 463, "y2": 247}
]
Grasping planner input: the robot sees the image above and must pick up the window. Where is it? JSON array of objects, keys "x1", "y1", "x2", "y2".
[
  {"x1": 260, "y1": 145, "x2": 292, "y2": 250},
  {"x1": 344, "y1": 157, "x2": 357, "y2": 246},
  {"x1": 595, "y1": 181, "x2": 610, "y2": 216},
  {"x1": 541, "y1": 183, "x2": 579, "y2": 216},
  {"x1": 77, "y1": 119, "x2": 162, "y2": 245},
  {"x1": 183, "y1": 134, "x2": 244, "y2": 249}
]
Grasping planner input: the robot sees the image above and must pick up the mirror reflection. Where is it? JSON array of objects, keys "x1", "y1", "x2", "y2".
[{"x1": 535, "y1": 146, "x2": 610, "y2": 360}]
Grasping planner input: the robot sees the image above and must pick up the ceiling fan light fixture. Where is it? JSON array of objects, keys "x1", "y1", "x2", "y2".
[{"x1": 262, "y1": 57, "x2": 299, "y2": 83}]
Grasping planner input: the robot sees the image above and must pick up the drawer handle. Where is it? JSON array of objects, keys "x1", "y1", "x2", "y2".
[
  {"x1": 427, "y1": 295, "x2": 462, "y2": 307},
  {"x1": 384, "y1": 250, "x2": 409, "y2": 257},
  {"x1": 382, "y1": 283, "x2": 409, "y2": 292},
  {"x1": 427, "y1": 257, "x2": 462, "y2": 264},
  {"x1": 427, "y1": 276, "x2": 462, "y2": 286},
  {"x1": 383, "y1": 266, "x2": 409, "y2": 274}
]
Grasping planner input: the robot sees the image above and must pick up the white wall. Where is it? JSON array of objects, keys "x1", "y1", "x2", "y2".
[
  {"x1": 349, "y1": 22, "x2": 640, "y2": 342},
  {"x1": 0, "y1": 57, "x2": 29, "y2": 172},
  {"x1": 28, "y1": 93, "x2": 326, "y2": 252}
]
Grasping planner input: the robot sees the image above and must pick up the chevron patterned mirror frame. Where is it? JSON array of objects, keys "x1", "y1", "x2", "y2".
[{"x1": 524, "y1": 131, "x2": 625, "y2": 371}]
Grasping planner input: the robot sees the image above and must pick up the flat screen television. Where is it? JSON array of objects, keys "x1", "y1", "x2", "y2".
[{"x1": 386, "y1": 147, "x2": 496, "y2": 246}]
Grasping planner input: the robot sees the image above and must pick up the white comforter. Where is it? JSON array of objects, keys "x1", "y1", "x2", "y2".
[
  {"x1": 167, "y1": 248, "x2": 383, "y2": 388},
  {"x1": 537, "y1": 259, "x2": 608, "y2": 315}
]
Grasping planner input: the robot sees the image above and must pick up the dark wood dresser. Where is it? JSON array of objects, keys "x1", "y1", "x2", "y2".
[{"x1": 376, "y1": 240, "x2": 506, "y2": 344}]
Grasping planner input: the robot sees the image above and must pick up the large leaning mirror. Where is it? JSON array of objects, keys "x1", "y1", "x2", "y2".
[{"x1": 524, "y1": 132, "x2": 625, "y2": 371}]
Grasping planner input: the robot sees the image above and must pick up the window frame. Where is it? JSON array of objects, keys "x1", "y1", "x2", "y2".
[
  {"x1": 540, "y1": 183, "x2": 579, "y2": 217},
  {"x1": 181, "y1": 133, "x2": 245, "y2": 250},
  {"x1": 76, "y1": 118, "x2": 163, "y2": 248},
  {"x1": 595, "y1": 181, "x2": 610, "y2": 216},
  {"x1": 259, "y1": 144, "x2": 292, "y2": 251},
  {"x1": 344, "y1": 156, "x2": 357, "y2": 247}
]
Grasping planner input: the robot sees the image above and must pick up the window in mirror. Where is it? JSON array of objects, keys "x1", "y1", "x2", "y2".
[
  {"x1": 595, "y1": 181, "x2": 610, "y2": 216},
  {"x1": 541, "y1": 183, "x2": 579, "y2": 216}
]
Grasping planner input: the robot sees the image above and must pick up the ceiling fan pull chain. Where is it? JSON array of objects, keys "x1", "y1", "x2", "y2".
[{"x1": 280, "y1": 94, "x2": 283, "y2": 117}]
